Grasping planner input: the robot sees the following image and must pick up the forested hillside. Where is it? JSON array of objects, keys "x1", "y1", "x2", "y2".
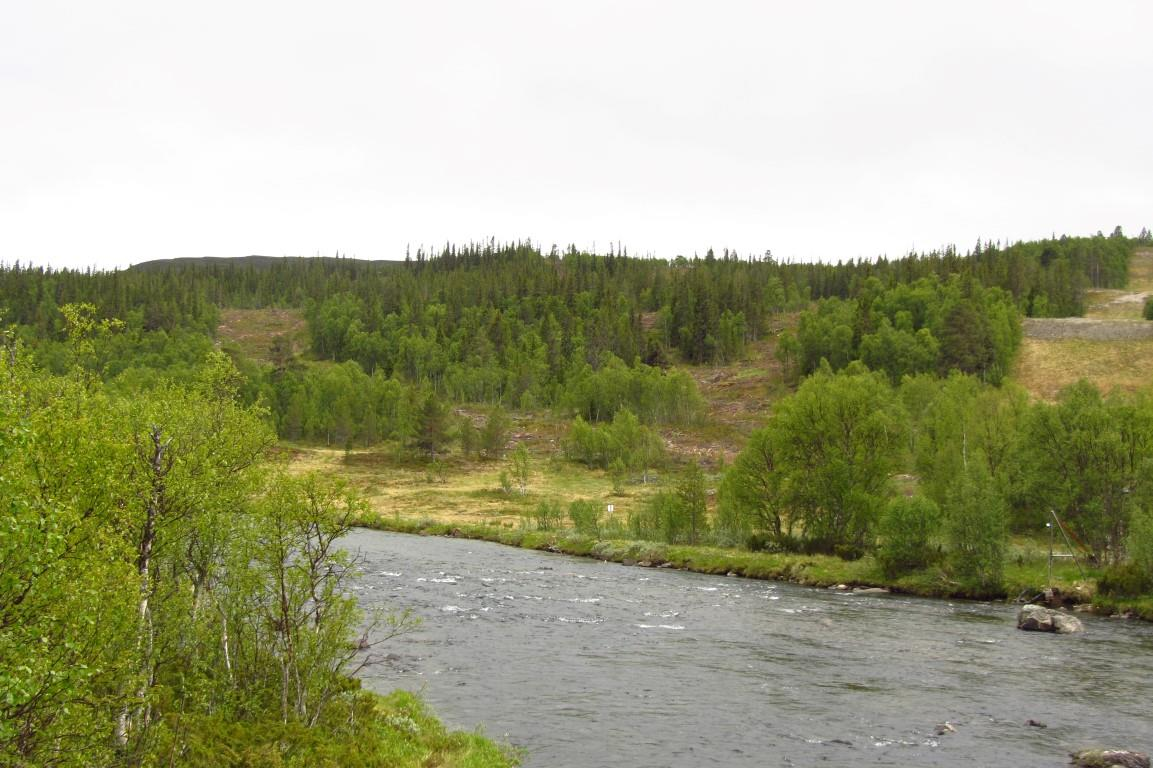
[
  {"x1": 4, "y1": 229, "x2": 1153, "y2": 765},
  {"x1": 2, "y1": 230, "x2": 1137, "y2": 360},
  {"x1": 1, "y1": 232, "x2": 1140, "y2": 443}
]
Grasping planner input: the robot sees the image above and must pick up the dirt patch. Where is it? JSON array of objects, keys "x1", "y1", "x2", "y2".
[
  {"x1": 1082, "y1": 250, "x2": 1153, "y2": 320},
  {"x1": 673, "y1": 331, "x2": 793, "y2": 466},
  {"x1": 1085, "y1": 289, "x2": 1151, "y2": 320},
  {"x1": 1023, "y1": 318, "x2": 1153, "y2": 341}
]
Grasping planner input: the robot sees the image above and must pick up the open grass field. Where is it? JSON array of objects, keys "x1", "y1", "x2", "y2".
[
  {"x1": 1012, "y1": 336, "x2": 1153, "y2": 401},
  {"x1": 1014, "y1": 248, "x2": 1153, "y2": 400},
  {"x1": 284, "y1": 441, "x2": 671, "y2": 530}
]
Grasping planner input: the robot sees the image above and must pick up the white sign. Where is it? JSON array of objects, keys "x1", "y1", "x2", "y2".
[{"x1": 606, "y1": 504, "x2": 615, "y2": 514}]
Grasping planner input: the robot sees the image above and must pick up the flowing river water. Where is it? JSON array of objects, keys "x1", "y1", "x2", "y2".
[{"x1": 347, "y1": 529, "x2": 1153, "y2": 767}]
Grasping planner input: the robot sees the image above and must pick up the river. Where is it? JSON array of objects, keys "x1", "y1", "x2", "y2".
[{"x1": 347, "y1": 529, "x2": 1153, "y2": 767}]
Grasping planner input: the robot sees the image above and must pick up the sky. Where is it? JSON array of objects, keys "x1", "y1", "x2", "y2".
[{"x1": 2, "y1": 1, "x2": 1151, "y2": 270}]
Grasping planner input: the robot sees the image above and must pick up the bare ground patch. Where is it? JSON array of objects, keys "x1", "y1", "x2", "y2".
[
  {"x1": 217, "y1": 308, "x2": 309, "y2": 363},
  {"x1": 1083, "y1": 249, "x2": 1153, "y2": 320},
  {"x1": 1013, "y1": 337, "x2": 1153, "y2": 400},
  {"x1": 1023, "y1": 317, "x2": 1153, "y2": 341}
]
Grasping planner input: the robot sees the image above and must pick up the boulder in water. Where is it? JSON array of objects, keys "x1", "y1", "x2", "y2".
[
  {"x1": 1070, "y1": 749, "x2": 1150, "y2": 768},
  {"x1": 1052, "y1": 612, "x2": 1085, "y2": 634},
  {"x1": 1018, "y1": 604, "x2": 1084, "y2": 634}
]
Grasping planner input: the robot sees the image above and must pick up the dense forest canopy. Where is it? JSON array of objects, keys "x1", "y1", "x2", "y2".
[
  {"x1": 1, "y1": 230, "x2": 1137, "y2": 343},
  {"x1": 0, "y1": 231, "x2": 1141, "y2": 452}
]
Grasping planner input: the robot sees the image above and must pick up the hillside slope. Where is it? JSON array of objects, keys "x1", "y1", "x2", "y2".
[{"x1": 1014, "y1": 248, "x2": 1153, "y2": 400}]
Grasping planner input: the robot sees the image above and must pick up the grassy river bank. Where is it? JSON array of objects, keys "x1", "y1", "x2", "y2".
[{"x1": 355, "y1": 515, "x2": 1153, "y2": 621}]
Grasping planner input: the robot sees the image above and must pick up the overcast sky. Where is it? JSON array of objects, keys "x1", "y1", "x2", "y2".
[{"x1": 2, "y1": 2, "x2": 1151, "y2": 270}]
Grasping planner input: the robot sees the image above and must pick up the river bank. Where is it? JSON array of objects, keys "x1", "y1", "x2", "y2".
[{"x1": 355, "y1": 515, "x2": 1153, "y2": 620}]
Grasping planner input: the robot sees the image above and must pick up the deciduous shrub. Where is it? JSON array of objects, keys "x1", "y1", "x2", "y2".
[
  {"x1": 876, "y1": 495, "x2": 941, "y2": 578},
  {"x1": 568, "y1": 499, "x2": 601, "y2": 536}
]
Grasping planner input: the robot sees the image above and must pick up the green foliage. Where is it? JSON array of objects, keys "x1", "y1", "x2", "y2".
[
  {"x1": 568, "y1": 500, "x2": 602, "y2": 536},
  {"x1": 769, "y1": 366, "x2": 904, "y2": 554},
  {"x1": 943, "y1": 462, "x2": 1007, "y2": 594},
  {"x1": 1022, "y1": 382, "x2": 1153, "y2": 564},
  {"x1": 609, "y1": 457, "x2": 627, "y2": 495},
  {"x1": 151, "y1": 689, "x2": 518, "y2": 768},
  {"x1": 0, "y1": 234, "x2": 1133, "y2": 394},
  {"x1": 774, "y1": 330, "x2": 801, "y2": 384},
  {"x1": 1097, "y1": 562, "x2": 1153, "y2": 598},
  {"x1": 510, "y1": 443, "x2": 530, "y2": 494},
  {"x1": 716, "y1": 429, "x2": 786, "y2": 547},
  {"x1": 720, "y1": 367, "x2": 905, "y2": 556},
  {"x1": 859, "y1": 319, "x2": 939, "y2": 385},
  {"x1": 415, "y1": 392, "x2": 450, "y2": 456},
  {"x1": 793, "y1": 276, "x2": 1022, "y2": 384},
  {"x1": 262, "y1": 362, "x2": 415, "y2": 447},
  {"x1": 0, "y1": 349, "x2": 510, "y2": 768},
  {"x1": 628, "y1": 491, "x2": 678, "y2": 543},
  {"x1": 905, "y1": 373, "x2": 1029, "y2": 512},
  {"x1": 876, "y1": 496, "x2": 941, "y2": 578},
  {"x1": 1144, "y1": 296, "x2": 1153, "y2": 321},
  {"x1": 795, "y1": 297, "x2": 856, "y2": 374},
  {"x1": 529, "y1": 500, "x2": 565, "y2": 530},
  {"x1": 1127, "y1": 506, "x2": 1153, "y2": 575},
  {"x1": 458, "y1": 414, "x2": 480, "y2": 458},
  {"x1": 562, "y1": 408, "x2": 664, "y2": 478},
  {"x1": 561, "y1": 354, "x2": 704, "y2": 425},
  {"x1": 0, "y1": 354, "x2": 135, "y2": 765},
  {"x1": 1100, "y1": 507, "x2": 1153, "y2": 596},
  {"x1": 480, "y1": 406, "x2": 510, "y2": 458},
  {"x1": 676, "y1": 461, "x2": 709, "y2": 545},
  {"x1": 625, "y1": 464, "x2": 710, "y2": 545}
]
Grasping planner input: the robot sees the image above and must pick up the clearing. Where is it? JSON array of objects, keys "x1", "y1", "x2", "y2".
[
  {"x1": 282, "y1": 442, "x2": 659, "y2": 529},
  {"x1": 1014, "y1": 248, "x2": 1153, "y2": 400},
  {"x1": 217, "y1": 307, "x2": 308, "y2": 363}
]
